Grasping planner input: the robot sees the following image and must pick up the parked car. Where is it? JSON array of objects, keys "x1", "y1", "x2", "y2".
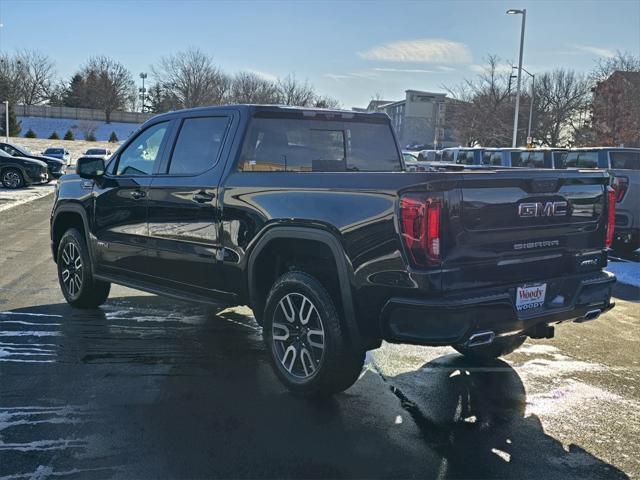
[
  {"x1": 83, "y1": 148, "x2": 112, "y2": 160},
  {"x1": 0, "y1": 142, "x2": 67, "y2": 179},
  {"x1": 0, "y1": 149, "x2": 49, "y2": 189},
  {"x1": 559, "y1": 148, "x2": 639, "y2": 251},
  {"x1": 51, "y1": 105, "x2": 616, "y2": 396},
  {"x1": 441, "y1": 147, "x2": 484, "y2": 165},
  {"x1": 417, "y1": 149, "x2": 442, "y2": 162},
  {"x1": 43, "y1": 147, "x2": 71, "y2": 165},
  {"x1": 402, "y1": 151, "x2": 430, "y2": 172},
  {"x1": 481, "y1": 148, "x2": 563, "y2": 168}
]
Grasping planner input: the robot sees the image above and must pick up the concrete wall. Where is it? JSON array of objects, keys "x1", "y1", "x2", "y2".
[{"x1": 2, "y1": 104, "x2": 153, "y2": 124}]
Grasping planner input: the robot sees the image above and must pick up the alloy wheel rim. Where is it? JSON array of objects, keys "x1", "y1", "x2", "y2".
[
  {"x1": 272, "y1": 293, "x2": 325, "y2": 380},
  {"x1": 61, "y1": 242, "x2": 83, "y2": 297},
  {"x1": 4, "y1": 171, "x2": 20, "y2": 188}
]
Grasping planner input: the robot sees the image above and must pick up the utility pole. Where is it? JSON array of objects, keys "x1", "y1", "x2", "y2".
[
  {"x1": 512, "y1": 66, "x2": 535, "y2": 145},
  {"x1": 507, "y1": 8, "x2": 527, "y2": 147},
  {"x1": 4, "y1": 101, "x2": 8, "y2": 142}
]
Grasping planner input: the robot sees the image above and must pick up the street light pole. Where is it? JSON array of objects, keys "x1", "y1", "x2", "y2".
[
  {"x1": 4, "y1": 101, "x2": 8, "y2": 142},
  {"x1": 512, "y1": 65, "x2": 535, "y2": 143},
  {"x1": 507, "y1": 8, "x2": 526, "y2": 147},
  {"x1": 139, "y1": 73, "x2": 147, "y2": 113}
]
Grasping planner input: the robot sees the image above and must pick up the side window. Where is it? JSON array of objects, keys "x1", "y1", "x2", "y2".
[
  {"x1": 239, "y1": 117, "x2": 400, "y2": 172},
  {"x1": 610, "y1": 151, "x2": 640, "y2": 170},
  {"x1": 168, "y1": 116, "x2": 230, "y2": 175},
  {"x1": 116, "y1": 122, "x2": 170, "y2": 176},
  {"x1": 511, "y1": 152, "x2": 523, "y2": 167}
]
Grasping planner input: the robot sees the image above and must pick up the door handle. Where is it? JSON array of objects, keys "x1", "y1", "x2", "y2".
[
  {"x1": 193, "y1": 192, "x2": 215, "y2": 203},
  {"x1": 130, "y1": 190, "x2": 146, "y2": 200}
]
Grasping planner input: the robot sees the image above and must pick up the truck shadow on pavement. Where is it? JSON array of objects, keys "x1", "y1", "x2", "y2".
[
  {"x1": 0, "y1": 295, "x2": 629, "y2": 479},
  {"x1": 387, "y1": 354, "x2": 629, "y2": 479}
]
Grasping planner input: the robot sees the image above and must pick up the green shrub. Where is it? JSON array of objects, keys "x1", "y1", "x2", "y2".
[
  {"x1": 108, "y1": 131, "x2": 119, "y2": 143},
  {"x1": 49, "y1": 131, "x2": 60, "y2": 140},
  {"x1": 24, "y1": 128, "x2": 37, "y2": 138},
  {"x1": 63, "y1": 129, "x2": 74, "y2": 141}
]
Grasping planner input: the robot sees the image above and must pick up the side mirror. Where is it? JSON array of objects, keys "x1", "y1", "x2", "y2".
[{"x1": 76, "y1": 157, "x2": 105, "y2": 179}]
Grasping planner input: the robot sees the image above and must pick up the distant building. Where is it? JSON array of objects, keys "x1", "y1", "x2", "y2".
[
  {"x1": 356, "y1": 90, "x2": 459, "y2": 149},
  {"x1": 592, "y1": 70, "x2": 640, "y2": 147}
]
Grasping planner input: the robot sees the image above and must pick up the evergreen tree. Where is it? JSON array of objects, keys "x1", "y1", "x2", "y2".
[
  {"x1": 63, "y1": 74, "x2": 87, "y2": 108},
  {"x1": 24, "y1": 128, "x2": 37, "y2": 138},
  {"x1": 109, "y1": 131, "x2": 119, "y2": 142},
  {"x1": 63, "y1": 129, "x2": 75, "y2": 141},
  {"x1": 0, "y1": 105, "x2": 22, "y2": 137},
  {"x1": 49, "y1": 131, "x2": 60, "y2": 140}
]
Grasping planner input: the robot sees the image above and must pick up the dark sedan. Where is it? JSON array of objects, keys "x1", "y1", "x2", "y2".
[
  {"x1": 0, "y1": 149, "x2": 49, "y2": 188},
  {"x1": 0, "y1": 142, "x2": 67, "y2": 179}
]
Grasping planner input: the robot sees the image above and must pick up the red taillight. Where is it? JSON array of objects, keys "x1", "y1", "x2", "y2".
[
  {"x1": 605, "y1": 186, "x2": 616, "y2": 249},
  {"x1": 612, "y1": 175, "x2": 629, "y2": 202},
  {"x1": 399, "y1": 194, "x2": 441, "y2": 267}
]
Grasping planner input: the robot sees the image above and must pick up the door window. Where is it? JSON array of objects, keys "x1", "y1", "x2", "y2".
[
  {"x1": 116, "y1": 122, "x2": 170, "y2": 176},
  {"x1": 610, "y1": 151, "x2": 640, "y2": 170},
  {"x1": 564, "y1": 151, "x2": 599, "y2": 169},
  {"x1": 168, "y1": 116, "x2": 230, "y2": 175}
]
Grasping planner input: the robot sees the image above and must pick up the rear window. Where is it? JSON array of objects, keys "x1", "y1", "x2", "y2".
[
  {"x1": 456, "y1": 150, "x2": 476, "y2": 165},
  {"x1": 564, "y1": 151, "x2": 599, "y2": 169},
  {"x1": 46, "y1": 148, "x2": 64, "y2": 154},
  {"x1": 86, "y1": 149, "x2": 106, "y2": 155},
  {"x1": 510, "y1": 151, "x2": 545, "y2": 168},
  {"x1": 610, "y1": 151, "x2": 640, "y2": 170},
  {"x1": 482, "y1": 152, "x2": 503, "y2": 166},
  {"x1": 441, "y1": 150, "x2": 455, "y2": 162},
  {"x1": 239, "y1": 117, "x2": 401, "y2": 172}
]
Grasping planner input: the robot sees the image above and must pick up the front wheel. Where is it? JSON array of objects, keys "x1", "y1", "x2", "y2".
[
  {"x1": 453, "y1": 335, "x2": 526, "y2": 360},
  {"x1": 57, "y1": 228, "x2": 111, "y2": 308},
  {"x1": 2, "y1": 168, "x2": 24, "y2": 189},
  {"x1": 263, "y1": 271, "x2": 365, "y2": 396}
]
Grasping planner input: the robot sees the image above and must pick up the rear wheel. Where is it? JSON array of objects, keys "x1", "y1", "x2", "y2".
[
  {"x1": 2, "y1": 168, "x2": 24, "y2": 189},
  {"x1": 57, "y1": 228, "x2": 110, "y2": 308},
  {"x1": 263, "y1": 271, "x2": 365, "y2": 396},
  {"x1": 453, "y1": 335, "x2": 526, "y2": 360}
]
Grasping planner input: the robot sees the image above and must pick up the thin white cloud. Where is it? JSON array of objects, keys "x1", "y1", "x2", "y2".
[
  {"x1": 359, "y1": 39, "x2": 472, "y2": 64},
  {"x1": 324, "y1": 73, "x2": 353, "y2": 81},
  {"x1": 572, "y1": 44, "x2": 616, "y2": 58},
  {"x1": 373, "y1": 67, "x2": 437, "y2": 73},
  {"x1": 247, "y1": 69, "x2": 278, "y2": 82},
  {"x1": 436, "y1": 66, "x2": 456, "y2": 72},
  {"x1": 469, "y1": 63, "x2": 513, "y2": 74}
]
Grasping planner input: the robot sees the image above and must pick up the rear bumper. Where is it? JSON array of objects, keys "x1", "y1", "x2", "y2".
[{"x1": 380, "y1": 270, "x2": 615, "y2": 346}]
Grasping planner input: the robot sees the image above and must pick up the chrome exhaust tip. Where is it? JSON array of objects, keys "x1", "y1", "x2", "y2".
[
  {"x1": 575, "y1": 309, "x2": 602, "y2": 323},
  {"x1": 466, "y1": 331, "x2": 495, "y2": 348}
]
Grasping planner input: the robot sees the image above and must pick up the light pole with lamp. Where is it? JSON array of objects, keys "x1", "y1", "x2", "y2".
[
  {"x1": 139, "y1": 73, "x2": 147, "y2": 113},
  {"x1": 511, "y1": 65, "x2": 535, "y2": 145},
  {"x1": 507, "y1": 8, "x2": 526, "y2": 147}
]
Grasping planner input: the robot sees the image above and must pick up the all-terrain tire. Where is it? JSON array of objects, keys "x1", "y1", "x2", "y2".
[
  {"x1": 57, "y1": 228, "x2": 110, "y2": 308},
  {"x1": 453, "y1": 335, "x2": 526, "y2": 360},
  {"x1": 263, "y1": 271, "x2": 365, "y2": 396}
]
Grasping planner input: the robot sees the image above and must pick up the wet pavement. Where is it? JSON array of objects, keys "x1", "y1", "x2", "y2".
[{"x1": 1, "y1": 195, "x2": 638, "y2": 479}]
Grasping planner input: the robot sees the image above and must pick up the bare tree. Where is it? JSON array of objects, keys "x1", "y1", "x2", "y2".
[
  {"x1": 590, "y1": 51, "x2": 640, "y2": 84},
  {"x1": 276, "y1": 74, "x2": 316, "y2": 106},
  {"x1": 533, "y1": 69, "x2": 590, "y2": 146},
  {"x1": 230, "y1": 72, "x2": 279, "y2": 104},
  {"x1": 79, "y1": 56, "x2": 136, "y2": 123},
  {"x1": 152, "y1": 48, "x2": 230, "y2": 108},
  {"x1": 16, "y1": 50, "x2": 56, "y2": 105},
  {"x1": 0, "y1": 53, "x2": 26, "y2": 104},
  {"x1": 313, "y1": 95, "x2": 341, "y2": 109},
  {"x1": 445, "y1": 56, "x2": 517, "y2": 146}
]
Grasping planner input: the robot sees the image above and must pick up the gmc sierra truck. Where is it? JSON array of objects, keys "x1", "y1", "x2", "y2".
[{"x1": 50, "y1": 105, "x2": 616, "y2": 396}]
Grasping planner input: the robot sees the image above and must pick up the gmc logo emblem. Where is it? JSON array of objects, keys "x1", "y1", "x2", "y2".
[{"x1": 518, "y1": 201, "x2": 568, "y2": 218}]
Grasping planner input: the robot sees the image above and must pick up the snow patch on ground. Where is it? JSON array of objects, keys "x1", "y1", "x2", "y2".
[
  {"x1": 605, "y1": 260, "x2": 640, "y2": 288},
  {"x1": 0, "y1": 184, "x2": 55, "y2": 213}
]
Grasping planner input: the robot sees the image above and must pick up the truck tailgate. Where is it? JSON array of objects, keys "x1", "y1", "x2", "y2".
[{"x1": 441, "y1": 169, "x2": 610, "y2": 291}]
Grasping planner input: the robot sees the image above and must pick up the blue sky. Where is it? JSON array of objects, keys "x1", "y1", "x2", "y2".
[{"x1": 1, "y1": 0, "x2": 638, "y2": 107}]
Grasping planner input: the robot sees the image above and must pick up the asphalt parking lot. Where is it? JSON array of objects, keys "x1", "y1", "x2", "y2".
[{"x1": 1, "y1": 193, "x2": 638, "y2": 479}]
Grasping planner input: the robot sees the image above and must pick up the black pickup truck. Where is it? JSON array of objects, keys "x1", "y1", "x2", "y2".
[{"x1": 50, "y1": 105, "x2": 616, "y2": 396}]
